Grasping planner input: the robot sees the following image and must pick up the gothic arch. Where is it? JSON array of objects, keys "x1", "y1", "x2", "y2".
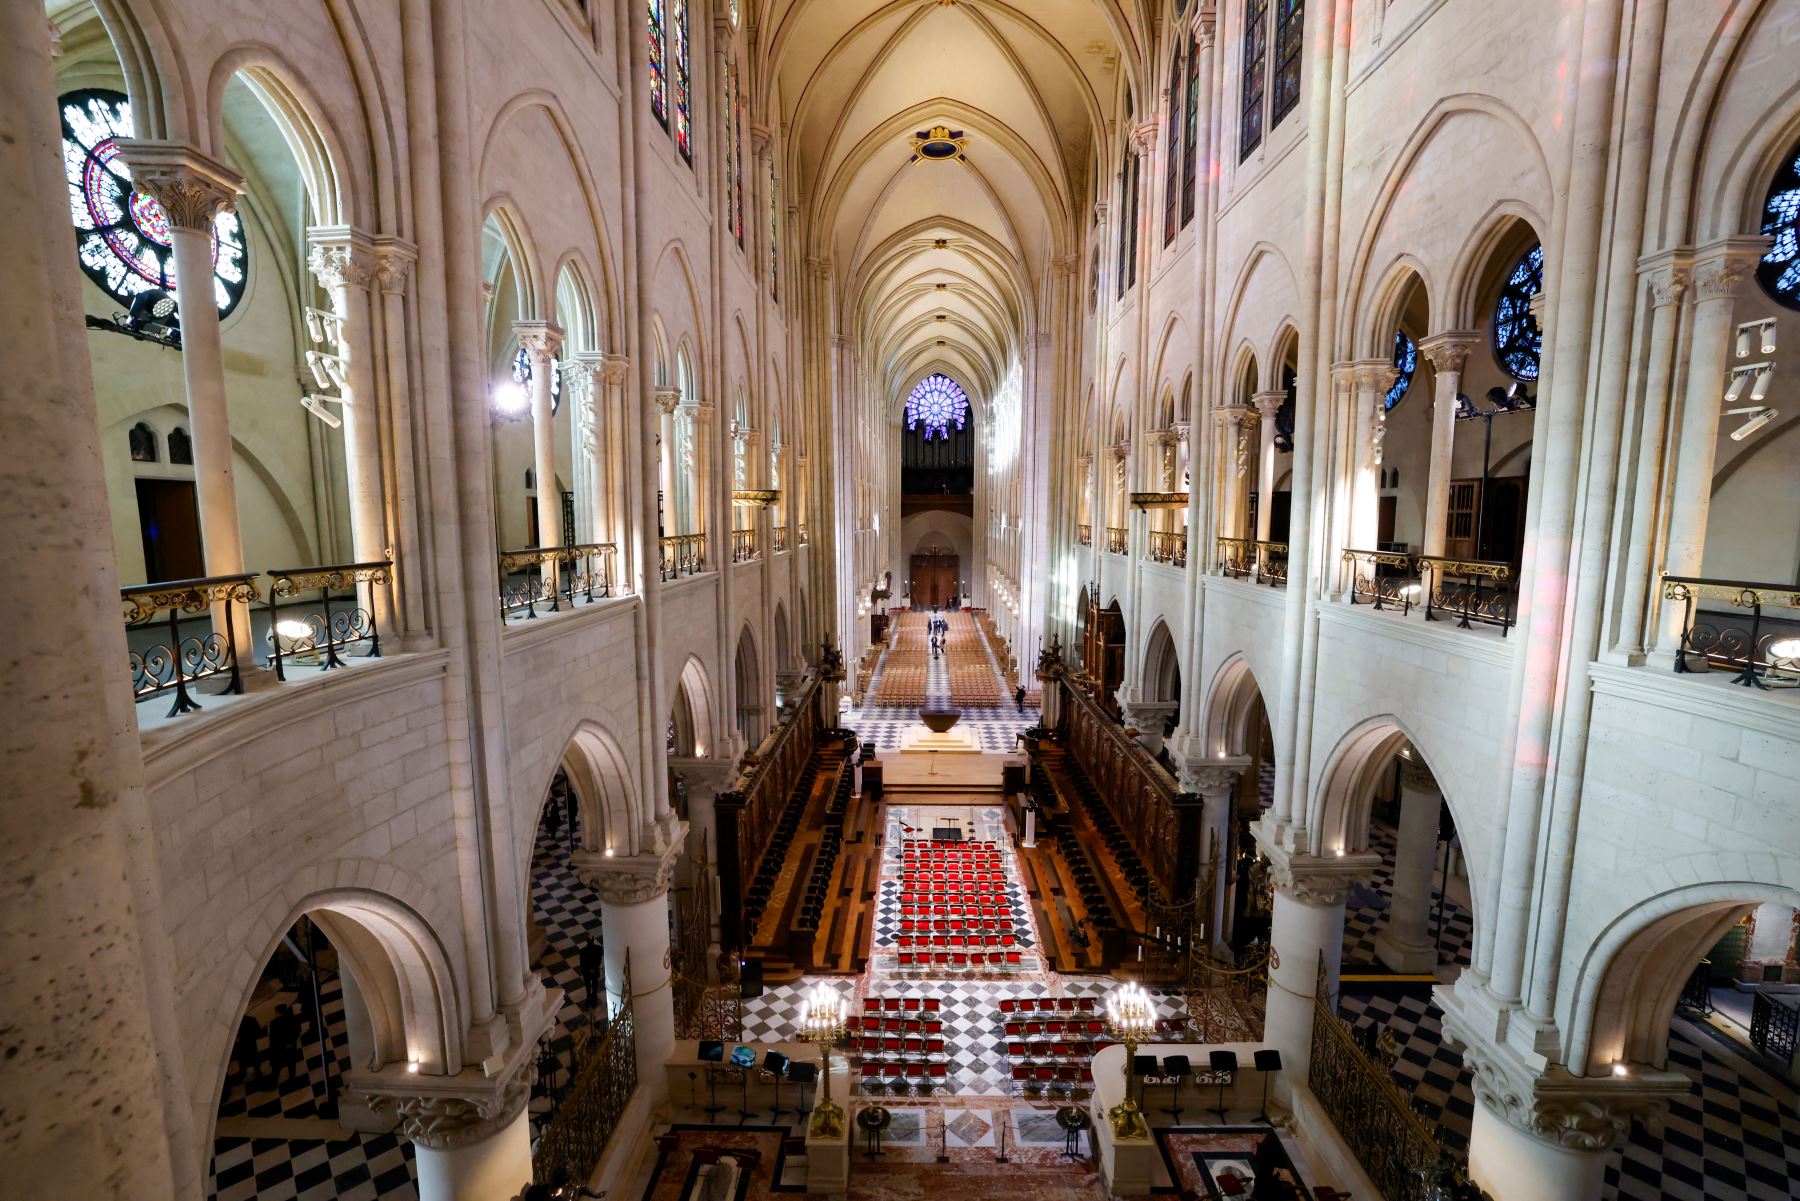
[
  {"x1": 1141, "y1": 618, "x2": 1181, "y2": 704},
  {"x1": 1200, "y1": 654, "x2": 1269, "y2": 759},
  {"x1": 550, "y1": 720, "x2": 642, "y2": 860},
  {"x1": 204, "y1": 49, "x2": 356, "y2": 228}
]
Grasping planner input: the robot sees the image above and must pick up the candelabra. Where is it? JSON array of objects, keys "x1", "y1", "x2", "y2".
[
  {"x1": 1103, "y1": 981, "x2": 1156, "y2": 1140},
  {"x1": 799, "y1": 982, "x2": 848, "y2": 1138}
]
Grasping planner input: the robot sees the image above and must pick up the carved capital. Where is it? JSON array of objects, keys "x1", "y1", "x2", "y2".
[
  {"x1": 1689, "y1": 235, "x2": 1770, "y2": 304},
  {"x1": 1350, "y1": 356, "x2": 1397, "y2": 393},
  {"x1": 1191, "y1": 4, "x2": 1217, "y2": 49},
  {"x1": 653, "y1": 387, "x2": 683, "y2": 415},
  {"x1": 1417, "y1": 331, "x2": 1481, "y2": 375},
  {"x1": 806, "y1": 256, "x2": 834, "y2": 279},
  {"x1": 513, "y1": 320, "x2": 564, "y2": 361},
  {"x1": 1250, "y1": 822, "x2": 1380, "y2": 908},
  {"x1": 601, "y1": 353, "x2": 630, "y2": 385},
  {"x1": 308, "y1": 226, "x2": 376, "y2": 292},
  {"x1": 118, "y1": 140, "x2": 243, "y2": 233},
  {"x1": 361, "y1": 1056, "x2": 540, "y2": 1151},
  {"x1": 1177, "y1": 762, "x2": 1244, "y2": 798},
  {"x1": 574, "y1": 844, "x2": 683, "y2": 905},
  {"x1": 1050, "y1": 253, "x2": 1080, "y2": 277},
  {"x1": 669, "y1": 756, "x2": 741, "y2": 797},
  {"x1": 1212, "y1": 402, "x2": 1255, "y2": 429},
  {"x1": 372, "y1": 237, "x2": 419, "y2": 296},
  {"x1": 1250, "y1": 388, "x2": 1286, "y2": 420},
  {"x1": 1130, "y1": 120, "x2": 1159, "y2": 156}
]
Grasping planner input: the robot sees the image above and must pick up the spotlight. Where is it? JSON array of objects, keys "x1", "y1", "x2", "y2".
[
  {"x1": 125, "y1": 289, "x2": 181, "y2": 343},
  {"x1": 1763, "y1": 324, "x2": 1777, "y2": 355},
  {"x1": 1611, "y1": 1062, "x2": 1630, "y2": 1078},
  {"x1": 1725, "y1": 371, "x2": 1749, "y2": 403},
  {"x1": 301, "y1": 394, "x2": 344, "y2": 429},
  {"x1": 1751, "y1": 366, "x2": 1774, "y2": 401},
  {"x1": 1736, "y1": 328, "x2": 1750, "y2": 359},
  {"x1": 1725, "y1": 405, "x2": 1776, "y2": 441},
  {"x1": 492, "y1": 380, "x2": 529, "y2": 416}
]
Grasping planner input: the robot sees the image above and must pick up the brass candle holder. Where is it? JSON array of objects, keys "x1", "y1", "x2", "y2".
[
  {"x1": 799, "y1": 982, "x2": 849, "y2": 1138},
  {"x1": 1104, "y1": 981, "x2": 1156, "y2": 1140}
]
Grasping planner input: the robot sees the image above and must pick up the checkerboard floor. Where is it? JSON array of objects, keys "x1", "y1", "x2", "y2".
[{"x1": 846, "y1": 610, "x2": 1038, "y2": 753}]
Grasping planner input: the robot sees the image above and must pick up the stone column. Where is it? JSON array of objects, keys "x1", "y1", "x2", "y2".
[
  {"x1": 1416, "y1": 332, "x2": 1480, "y2": 558},
  {"x1": 1374, "y1": 754, "x2": 1442, "y2": 973},
  {"x1": 564, "y1": 352, "x2": 603, "y2": 545},
  {"x1": 1651, "y1": 237, "x2": 1768, "y2": 661},
  {"x1": 309, "y1": 227, "x2": 393, "y2": 631},
  {"x1": 371, "y1": 238, "x2": 430, "y2": 644},
  {"x1": 1347, "y1": 359, "x2": 1395, "y2": 559},
  {"x1": 515, "y1": 321, "x2": 565, "y2": 556},
  {"x1": 1250, "y1": 390, "x2": 1285, "y2": 543},
  {"x1": 575, "y1": 844, "x2": 684, "y2": 1097},
  {"x1": 1440, "y1": 1008, "x2": 1689, "y2": 1201},
  {"x1": 121, "y1": 140, "x2": 252, "y2": 656},
  {"x1": 1253, "y1": 820, "x2": 1380, "y2": 1085},
  {"x1": 1, "y1": 19, "x2": 197, "y2": 1193},
  {"x1": 670, "y1": 757, "x2": 738, "y2": 953},
  {"x1": 1211, "y1": 405, "x2": 1255, "y2": 541},
  {"x1": 1181, "y1": 760, "x2": 1249, "y2": 951},
  {"x1": 1119, "y1": 700, "x2": 1179, "y2": 757},
  {"x1": 362, "y1": 1066, "x2": 538, "y2": 1201},
  {"x1": 601, "y1": 355, "x2": 631, "y2": 560}
]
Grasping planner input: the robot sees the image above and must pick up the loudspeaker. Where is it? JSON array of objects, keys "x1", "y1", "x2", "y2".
[{"x1": 740, "y1": 959, "x2": 765, "y2": 999}]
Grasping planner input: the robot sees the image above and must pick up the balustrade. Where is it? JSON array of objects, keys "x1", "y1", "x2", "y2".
[
  {"x1": 773, "y1": 524, "x2": 790, "y2": 553},
  {"x1": 122, "y1": 573, "x2": 259, "y2": 716},
  {"x1": 731, "y1": 527, "x2": 759, "y2": 563},
  {"x1": 498, "y1": 543, "x2": 618, "y2": 622},
  {"x1": 1105, "y1": 525, "x2": 1129, "y2": 555},
  {"x1": 1077, "y1": 523, "x2": 1093, "y2": 547},
  {"x1": 532, "y1": 955, "x2": 638, "y2": 1189},
  {"x1": 1419, "y1": 556, "x2": 1514, "y2": 634},
  {"x1": 1342, "y1": 548, "x2": 1420, "y2": 613},
  {"x1": 1216, "y1": 537, "x2": 1286, "y2": 586},
  {"x1": 659, "y1": 533, "x2": 706, "y2": 580},
  {"x1": 1147, "y1": 529, "x2": 1188, "y2": 567},
  {"x1": 266, "y1": 560, "x2": 392, "y2": 679},
  {"x1": 1662, "y1": 575, "x2": 1800, "y2": 688},
  {"x1": 1750, "y1": 989, "x2": 1799, "y2": 1063}
]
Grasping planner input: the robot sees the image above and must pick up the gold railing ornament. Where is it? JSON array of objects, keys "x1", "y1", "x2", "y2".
[
  {"x1": 1662, "y1": 574, "x2": 1800, "y2": 688},
  {"x1": 798, "y1": 981, "x2": 848, "y2": 1139},
  {"x1": 121, "y1": 572, "x2": 260, "y2": 716},
  {"x1": 266, "y1": 559, "x2": 392, "y2": 677},
  {"x1": 1105, "y1": 525, "x2": 1129, "y2": 554},
  {"x1": 497, "y1": 543, "x2": 618, "y2": 621},
  {"x1": 1103, "y1": 981, "x2": 1157, "y2": 1140}
]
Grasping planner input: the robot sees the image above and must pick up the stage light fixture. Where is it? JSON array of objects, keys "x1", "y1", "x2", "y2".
[{"x1": 1725, "y1": 405, "x2": 1776, "y2": 441}]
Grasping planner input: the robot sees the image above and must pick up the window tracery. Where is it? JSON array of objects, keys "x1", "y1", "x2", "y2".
[
  {"x1": 1493, "y1": 243, "x2": 1544, "y2": 381},
  {"x1": 905, "y1": 374, "x2": 969, "y2": 441},
  {"x1": 648, "y1": 0, "x2": 668, "y2": 128},
  {"x1": 60, "y1": 88, "x2": 247, "y2": 317},
  {"x1": 672, "y1": 0, "x2": 691, "y2": 162},
  {"x1": 1385, "y1": 330, "x2": 1417, "y2": 410},
  {"x1": 1757, "y1": 140, "x2": 1800, "y2": 310}
]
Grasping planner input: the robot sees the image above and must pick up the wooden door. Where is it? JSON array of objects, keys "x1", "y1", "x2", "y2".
[
  {"x1": 135, "y1": 478, "x2": 204, "y2": 582},
  {"x1": 911, "y1": 552, "x2": 957, "y2": 607}
]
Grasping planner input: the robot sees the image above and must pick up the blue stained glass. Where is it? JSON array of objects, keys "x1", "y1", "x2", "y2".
[
  {"x1": 1757, "y1": 143, "x2": 1800, "y2": 310},
  {"x1": 673, "y1": 0, "x2": 691, "y2": 162},
  {"x1": 905, "y1": 374, "x2": 969, "y2": 440},
  {"x1": 648, "y1": 0, "x2": 668, "y2": 129},
  {"x1": 1385, "y1": 329, "x2": 1417, "y2": 410},
  {"x1": 1493, "y1": 243, "x2": 1544, "y2": 381}
]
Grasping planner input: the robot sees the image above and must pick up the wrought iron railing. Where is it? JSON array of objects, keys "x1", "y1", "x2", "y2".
[
  {"x1": 1420, "y1": 556, "x2": 1515, "y2": 634},
  {"x1": 265, "y1": 560, "x2": 390, "y2": 680},
  {"x1": 1309, "y1": 956, "x2": 1480, "y2": 1201},
  {"x1": 1077, "y1": 523, "x2": 1094, "y2": 547},
  {"x1": 731, "y1": 527, "x2": 759, "y2": 563},
  {"x1": 1675, "y1": 959, "x2": 1713, "y2": 1018},
  {"x1": 1750, "y1": 989, "x2": 1799, "y2": 1064},
  {"x1": 1147, "y1": 530, "x2": 1188, "y2": 567},
  {"x1": 532, "y1": 955, "x2": 637, "y2": 1189},
  {"x1": 122, "y1": 573, "x2": 259, "y2": 717},
  {"x1": 773, "y1": 525, "x2": 790, "y2": 553},
  {"x1": 659, "y1": 533, "x2": 706, "y2": 580},
  {"x1": 1343, "y1": 548, "x2": 1419, "y2": 612},
  {"x1": 1662, "y1": 575, "x2": 1800, "y2": 688},
  {"x1": 1255, "y1": 540, "x2": 1289, "y2": 587},
  {"x1": 1217, "y1": 536, "x2": 1257, "y2": 579},
  {"x1": 498, "y1": 543, "x2": 618, "y2": 622},
  {"x1": 1105, "y1": 525, "x2": 1129, "y2": 554}
]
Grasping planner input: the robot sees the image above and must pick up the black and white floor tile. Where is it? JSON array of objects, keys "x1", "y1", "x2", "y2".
[{"x1": 845, "y1": 611, "x2": 1039, "y2": 754}]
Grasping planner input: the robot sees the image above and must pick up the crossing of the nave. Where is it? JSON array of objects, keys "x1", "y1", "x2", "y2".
[{"x1": 11, "y1": 3, "x2": 1800, "y2": 1201}]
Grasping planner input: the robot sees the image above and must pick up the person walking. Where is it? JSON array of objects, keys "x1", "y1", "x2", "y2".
[
  {"x1": 232, "y1": 1013, "x2": 265, "y2": 1096},
  {"x1": 578, "y1": 936, "x2": 604, "y2": 1013},
  {"x1": 267, "y1": 1002, "x2": 304, "y2": 1089},
  {"x1": 1014, "y1": 684, "x2": 1027, "y2": 712}
]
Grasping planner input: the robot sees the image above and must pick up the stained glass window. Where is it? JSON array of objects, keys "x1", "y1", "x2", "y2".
[
  {"x1": 512, "y1": 346, "x2": 563, "y2": 414},
  {"x1": 1182, "y1": 34, "x2": 1200, "y2": 225},
  {"x1": 1164, "y1": 48, "x2": 1183, "y2": 246},
  {"x1": 648, "y1": 0, "x2": 668, "y2": 129},
  {"x1": 1493, "y1": 243, "x2": 1544, "y2": 381},
  {"x1": 1385, "y1": 330, "x2": 1417, "y2": 410},
  {"x1": 1116, "y1": 136, "x2": 1132, "y2": 300},
  {"x1": 61, "y1": 88, "x2": 247, "y2": 317},
  {"x1": 129, "y1": 422, "x2": 158, "y2": 462},
  {"x1": 905, "y1": 374, "x2": 969, "y2": 441},
  {"x1": 672, "y1": 0, "x2": 691, "y2": 162},
  {"x1": 1272, "y1": 0, "x2": 1304, "y2": 126},
  {"x1": 1756, "y1": 139, "x2": 1800, "y2": 310},
  {"x1": 726, "y1": 58, "x2": 744, "y2": 249},
  {"x1": 769, "y1": 157, "x2": 780, "y2": 302},
  {"x1": 1240, "y1": 0, "x2": 1267, "y2": 160}
]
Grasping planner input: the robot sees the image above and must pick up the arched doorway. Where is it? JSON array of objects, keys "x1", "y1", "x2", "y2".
[{"x1": 734, "y1": 624, "x2": 763, "y2": 747}]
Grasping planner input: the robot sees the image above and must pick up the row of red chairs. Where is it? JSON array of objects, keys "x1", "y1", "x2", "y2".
[
  {"x1": 899, "y1": 868, "x2": 1005, "y2": 881},
  {"x1": 902, "y1": 838, "x2": 998, "y2": 850},
  {"x1": 898, "y1": 916, "x2": 1014, "y2": 931},
  {"x1": 897, "y1": 889, "x2": 1011, "y2": 905},
  {"x1": 898, "y1": 903, "x2": 1009, "y2": 917},
  {"x1": 892, "y1": 934, "x2": 1017, "y2": 951},
  {"x1": 861, "y1": 996, "x2": 943, "y2": 1013},
  {"x1": 850, "y1": 1016, "x2": 945, "y2": 1034},
  {"x1": 1004, "y1": 1039, "x2": 1111, "y2": 1060},
  {"x1": 998, "y1": 996, "x2": 1096, "y2": 1014},
  {"x1": 848, "y1": 1035, "x2": 948, "y2": 1056},
  {"x1": 900, "y1": 856, "x2": 1003, "y2": 870},
  {"x1": 1004, "y1": 1019, "x2": 1105, "y2": 1038},
  {"x1": 857, "y1": 1061, "x2": 950, "y2": 1094},
  {"x1": 896, "y1": 949, "x2": 1023, "y2": 968}
]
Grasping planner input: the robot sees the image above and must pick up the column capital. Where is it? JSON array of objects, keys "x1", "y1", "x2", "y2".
[
  {"x1": 1050, "y1": 253, "x2": 1080, "y2": 277},
  {"x1": 1397, "y1": 751, "x2": 1440, "y2": 795},
  {"x1": 806, "y1": 255, "x2": 834, "y2": 279},
  {"x1": 372, "y1": 236, "x2": 419, "y2": 295},
  {"x1": 1129, "y1": 119, "x2": 1159, "y2": 156},
  {"x1": 1350, "y1": 356, "x2": 1397, "y2": 392},
  {"x1": 1191, "y1": 3, "x2": 1217, "y2": 48},
  {"x1": 117, "y1": 139, "x2": 243, "y2": 232},
  {"x1": 1251, "y1": 819, "x2": 1380, "y2": 908},
  {"x1": 1211, "y1": 402, "x2": 1255, "y2": 428},
  {"x1": 1689, "y1": 235, "x2": 1771, "y2": 303},
  {"x1": 307, "y1": 225, "x2": 376, "y2": 291},
  {"x1": 1092, "y1": 200, "x2": 1109, "y2": 225},
  {"x1": 601, "y1": 352, "x2": 630, "y2": 385},
  {"x1": 513, "y1": 319, "x2": 564, "y2": 359},
  {"x1": 1437, "y1": 996, "x2": 1690, "y2": 1152},
  {"x1": 1250, "y1": 388, "x2": 1286, "y2": 419},
  {"x1": 1176, "y1": 755, "x2": 1249, "y2": 798},
  {"x1": 573, "y1": 841, "x2": 685, "y2": 905},
  {"x1": 653, "y1": 386, "x2": 683, "y2": 414},
  {"x1": 1417, "y1": 330, "x2": 1482, "y2": 373},
  {"x1": 561, "y1": 352, "x2": 602, "y2": 388},
  {"x1": 670, "y1": 756, "x2": 740, "y2": 796}
]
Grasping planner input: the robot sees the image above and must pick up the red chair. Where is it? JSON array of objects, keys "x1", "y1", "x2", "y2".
[
  {"x1": 928, "y1": 1063, "x2": 948, "y2": 1089},
  {"x1": 860, "y1": 1063, "x2": 882, "y2": 1094},
  {"x1": 924, "y1": 998, "x2": 941, "y2": 1013},
  {"x1": 903, "y1": 997, "x2": 921, "y2": 1012},
  {"x1": 883, "y1": 998, "x2": 900, "y2": 1012},
  {"x1": 1006, "y1": 951, "x2": 1022, "y2": 964}
]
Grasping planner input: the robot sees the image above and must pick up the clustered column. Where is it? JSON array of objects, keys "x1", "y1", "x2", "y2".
[
  {"x1": 515, "y1": 321, "x2": 565, "y2": 556},
  {"x1": 1416, "y1": 331, "x2": 1479, "y2": 558}
]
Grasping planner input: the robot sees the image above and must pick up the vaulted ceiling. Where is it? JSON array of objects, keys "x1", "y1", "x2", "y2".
[{"x1": 762, "y1": 0, "x2": 1150, "y2": 408}]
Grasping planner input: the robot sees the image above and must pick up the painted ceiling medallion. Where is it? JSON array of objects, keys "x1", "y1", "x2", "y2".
[{"x1": 910, "y1": 126, "x2": 968, "y2": 163}]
